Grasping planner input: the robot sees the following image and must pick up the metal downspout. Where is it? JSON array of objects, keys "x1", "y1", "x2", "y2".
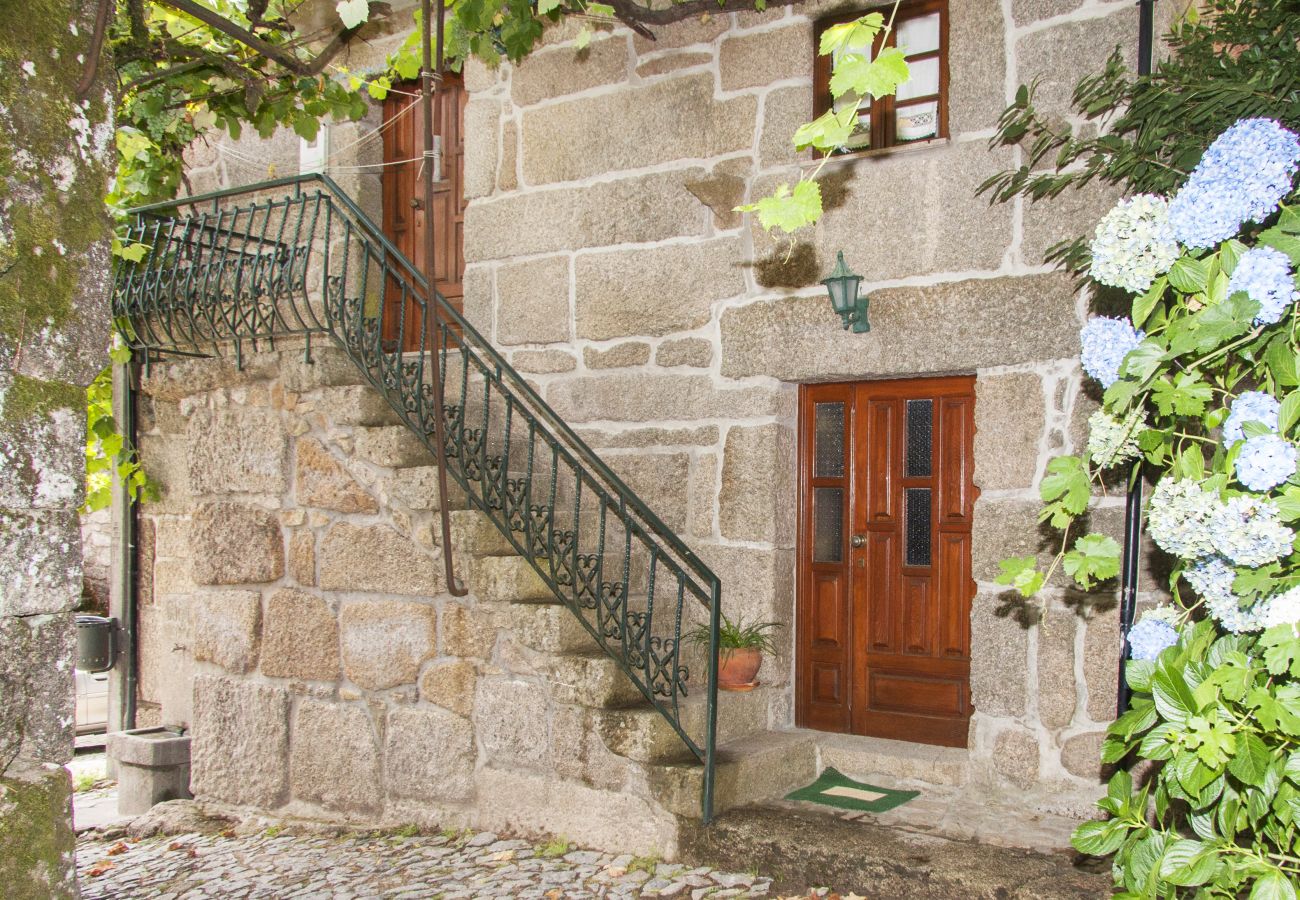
[
  {"x1": 419, "y1": 0, "x2": 466, "y2": 596},
  {"x1": 108, "y1": 359, "x2": 139, "y2": 733},
  {"x1": 1116, "y1": 0, "x2": 1156, "y2": 717}
]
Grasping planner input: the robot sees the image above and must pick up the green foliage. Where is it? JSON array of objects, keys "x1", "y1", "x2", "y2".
[
  {"x1": 537, "y1": 837, "x2": 571, "y2": 857},
  {"x1": 1080, "y1": 624, "x2": 1300, "y2": 895},
  {"x1": 980, "y1": 0, "x2": 1300, "y2": 272},
  {"x1": 686, "y1": 613, "x2": 781, "y2": 654},
  {"x1": 84, "y1": 349, "x2": 156, "y2": 514},
  {"x1": 737, "y1": 180, "x2": 823, "y2": 235},
  {"x1": 738, "y1": 3, "x2": 909, "y2": 236},
  {"x1": 109, "y1": 0, "x2": 371, "y2": 212},
  {"x1": 982, "y1": 2, "x2": 1300, "y2": 895}
]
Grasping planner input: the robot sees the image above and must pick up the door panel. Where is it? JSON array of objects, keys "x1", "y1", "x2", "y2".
[
  {"x1": 797, "y1": 384, "x2": 853, "y2": 734},
  {"x1": 797, "y1": 376, "x2": 976, "y2": 747},
  {"x1": 381, "y1": 77, "x2": 467, "y2": 350}
]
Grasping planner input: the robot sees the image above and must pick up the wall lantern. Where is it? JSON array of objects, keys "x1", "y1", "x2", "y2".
[{"x1": 821, "y1": 251, "x2": 869, "y2": 333}]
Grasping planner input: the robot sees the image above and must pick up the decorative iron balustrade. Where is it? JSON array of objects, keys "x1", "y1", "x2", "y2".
[{"x1": 113, "y1": 174, "x2": 722, "y2": 822}]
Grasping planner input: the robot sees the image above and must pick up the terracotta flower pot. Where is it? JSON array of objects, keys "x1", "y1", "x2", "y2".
[{"x1": 718, "y1": 647, "x2": 763, "y2": 691}]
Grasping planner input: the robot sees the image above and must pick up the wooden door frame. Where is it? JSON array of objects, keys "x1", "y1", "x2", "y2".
[{"x1": 795, "y1": 375, "x2": 976, "y2": 747}]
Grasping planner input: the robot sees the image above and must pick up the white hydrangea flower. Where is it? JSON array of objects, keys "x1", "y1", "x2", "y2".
[
  {"x1": 1146, "y1": 477, "x2": 1221, "y2": 560},
  {"x1": 1261, "y1": 585, "x2": 1300, "y2": 633},
  {"x1": 1209, "y1": 496, "x2": 1295, "y2": 567},
  {"x1": 1089, "y1": 194, "x2": 1180, "y2": 294},
  {"x1": 1143, "y1": 605, "x2": 1183, "y2": 627},
  {"x1": 1087, "y1": 408, "x2": 1147, "y2": 469}
]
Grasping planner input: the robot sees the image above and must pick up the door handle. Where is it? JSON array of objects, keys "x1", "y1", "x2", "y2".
[
  {"x1": 851, "y1": 534, "x2": 867, "y2": 548},
  {"x1": 409, "y1": 198, "x2": 423, "y2": 210}
]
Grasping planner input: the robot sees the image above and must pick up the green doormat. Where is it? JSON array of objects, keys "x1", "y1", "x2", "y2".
[{"x1": 785, "y1": 767, "x2": 920, "y2": 813}]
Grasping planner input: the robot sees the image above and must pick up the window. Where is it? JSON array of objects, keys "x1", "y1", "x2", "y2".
[{"x1": 813, "y1": 0, "x2": 948, "y2": 155}]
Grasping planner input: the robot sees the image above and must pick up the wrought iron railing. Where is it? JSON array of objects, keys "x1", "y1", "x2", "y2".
[{"x1": 113, "y1": 174, "x2": 722, "y2": 821}]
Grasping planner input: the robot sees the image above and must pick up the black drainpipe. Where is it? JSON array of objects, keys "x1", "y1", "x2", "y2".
[
  {"x1": 124, "y1": 361, "x2": 139, "y2": 729},
  {"x1": 1116, "y1": 0, "x2": 1156, "y2": 717}
]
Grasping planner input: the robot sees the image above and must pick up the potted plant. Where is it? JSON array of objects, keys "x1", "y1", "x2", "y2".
[{"x1": 687, "y1": 614, "x2": 781, "y2": 692}]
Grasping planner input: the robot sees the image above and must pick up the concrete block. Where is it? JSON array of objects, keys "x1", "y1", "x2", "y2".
[{"x1": 107, "y1": 727, "x2": 193, "y2": 816}]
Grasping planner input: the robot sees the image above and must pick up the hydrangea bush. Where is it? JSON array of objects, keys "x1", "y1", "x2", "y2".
[{"x1": 997, "y1": 117, "x2": 1300, "y2": 896}]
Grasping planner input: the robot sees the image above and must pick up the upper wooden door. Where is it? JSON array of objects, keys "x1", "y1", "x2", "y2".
[
  {"x1": 381, "y1": 77, "x2": 467, "y2": 349},
  {"x1": 796, "y1": 376, "x2": 976, "y2": 747}
]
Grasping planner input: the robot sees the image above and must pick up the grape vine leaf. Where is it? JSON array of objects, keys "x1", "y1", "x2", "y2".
[
  {"x1": 336, "y1": 0, "x2": 370, "y2": 29},
  {"x1": 735, "y1": 180, "x2": 822, "y2": 235},
  {"x1": 1063, "y1": 533, "x2": 1121, "y2": 589}
]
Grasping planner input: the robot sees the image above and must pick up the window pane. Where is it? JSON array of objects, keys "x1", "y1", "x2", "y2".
[
  {"x1": 905, "y1": 399, "x2": 933, "y2": 477},
  {"x1": 814, "y1": 487, "x2": 844, "y2": 563},
  {"x1": 905, "y1": 488, "x2": 932, "y2": 567},
  {"x1": 896, "y1": 100, "x2": 938, "y2": 143},
  {"x1": 896, "y1": 57, "x2": 940, "y2": 102},
  {"x1": 814, "y1": 402, "x2": 846, "y2": 478},
  {"x1": 896, "y1": 11, "x2": 940, "y2": 55}
]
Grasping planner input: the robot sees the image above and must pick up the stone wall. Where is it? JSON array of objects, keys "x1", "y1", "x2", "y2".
[
  {"x1": 139, "y1": 0, "x2": 1184, "y2": 833},
  {"x1": 134, "y1": 344, "x2": 764, "y2": 854},
  {"x1": 438, "y1": 0, "x2": 1176, "y2": 812}
]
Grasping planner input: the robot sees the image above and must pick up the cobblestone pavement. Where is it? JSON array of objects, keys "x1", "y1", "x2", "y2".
[{"x1": 77, "y1": 826, "x2": 785, "y2": 899}]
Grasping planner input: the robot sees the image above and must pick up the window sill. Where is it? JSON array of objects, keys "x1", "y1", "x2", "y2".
[{"x1": 804, "y1": 136, "x2": 952, "y2": 169}]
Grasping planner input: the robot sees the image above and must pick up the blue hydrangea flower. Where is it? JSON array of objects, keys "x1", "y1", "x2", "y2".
[
  {"x1": 1236, "y1": 434, "x2": 1298, "y2": 491},
  {"x1": 1228, "y1": 246, "x2": 1299, "y2": 325},
  {"x1": 1128, "y1": 617, "x2": 1178, "y2": 661},
  {"x1": 1080, "y1": 316, "x2": 1144, "y2": 388},
  {"x1": 1224, "y1": 390, "x2": 1281, "y2": 444},
  {"x1": 1184, "y1": 556, "x2": 1268, "y2": 633},
  {"x1": 1209, "y1": 496, "x2": 1295, "y2": 567},
  {"x1": 1167, "y1": 118, "x2": 1300, "y2": 249}
]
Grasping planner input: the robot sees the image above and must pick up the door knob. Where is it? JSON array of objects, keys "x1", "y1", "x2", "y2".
[
  {"x1": 409, "y1": 198, "x2": 423, "y2": 209},
  {"x1": 851, "y1": 534, "x2": 867, "y2": 548}
]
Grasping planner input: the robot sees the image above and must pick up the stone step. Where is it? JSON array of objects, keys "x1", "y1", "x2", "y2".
[
  {"x1": 593, "y1": 686, "x2": 770, "y2": 764},
  {"x1": 385, "y1": 465, "x2": 469, "y2": 512},
  {"x1": 507, "y1": 602, "x2": 598, "y2": 655},
  {"x1": 648, "y1": 730, "x2": 819, "y2": 819},
  {"x1": 447, "y1": 509, "x2": 517, "y2": 557},
  {"x1": 467, "y1": 554, "x2": 554, "y2": 604},
  {"x1": 543, "y1": 651, "x2": 645, "y2": 709},
  {"x1": 307, "y1": 384, "x2": 404, "y2": 427},
  {"x1": 351, "y1": 425, "x2": 438, "y2": 469},
  {"x1": 810, "y1": 731, "x2": 970, "y2": 787}
]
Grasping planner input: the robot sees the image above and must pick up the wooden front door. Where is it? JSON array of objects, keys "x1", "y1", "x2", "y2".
[
  {"x1": 796, "y1": 376, "x2": 976, "y2": 747},
  {"x1": 381, "y1": 76, "x2": 467, "y2": 349}
]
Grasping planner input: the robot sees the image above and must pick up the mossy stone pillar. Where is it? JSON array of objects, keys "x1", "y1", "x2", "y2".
[{"x1": 0, "y1": 1, "x2": 115, "y2": 896}]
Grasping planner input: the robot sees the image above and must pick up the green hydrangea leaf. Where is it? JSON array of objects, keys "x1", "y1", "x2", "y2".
[
  {"x1": 1250, "y1": 870, "x2": 1297, "y2": 900},
  {"x1": 1072, "y1": 819, "x2": 1129, "y2": 856},
  {"x1": 1168, "y1": 255, "x2": 1210, "y2": 293}
]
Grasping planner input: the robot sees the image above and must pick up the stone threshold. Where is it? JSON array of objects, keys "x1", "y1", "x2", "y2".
[{"x1": 717, "y1": 728, "x2": 1089, "y2": 856}]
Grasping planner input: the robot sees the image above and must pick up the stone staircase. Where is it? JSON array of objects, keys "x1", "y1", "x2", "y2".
[{"x1": 318, "y1": 375, "x2": 815, "y2": 834}]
